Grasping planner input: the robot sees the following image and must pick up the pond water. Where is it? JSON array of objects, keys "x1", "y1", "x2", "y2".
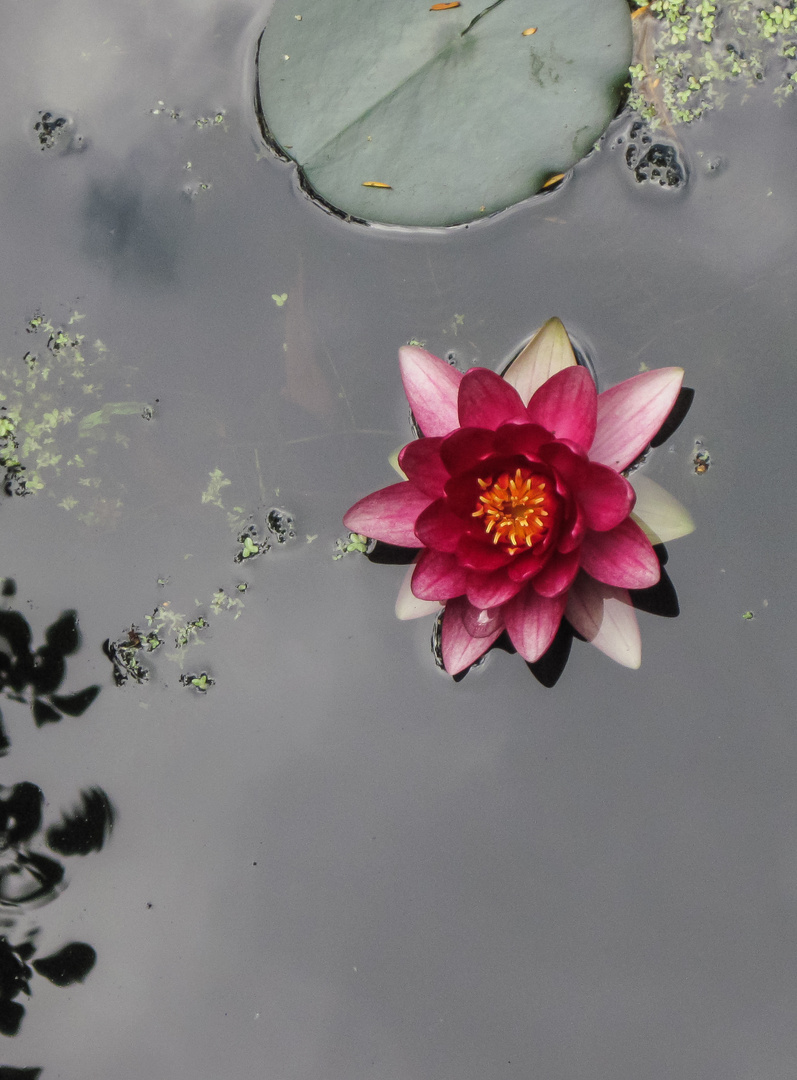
[{"x1": 2, "y1": 1, "x2": 797, "y2": 1077}]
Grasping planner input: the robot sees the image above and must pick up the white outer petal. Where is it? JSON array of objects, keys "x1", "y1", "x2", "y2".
[
  {"x1": 591, "y1": 588, "x2": 642, "y2": 669},
  {"x1": 389, "y1": 446, "x2": 408, "y2": 479},
  {"x1": 566, "y1": 574, "x2": 641, "y2": 669},
  {"x1": 630, "y1": 473, "x2": 695, "y2": 544},
  {"x1": 503, "y1": 317, "x2": 577, "y2": 404},
  {"x1": 395, "y1": 562, "x2": 442, "y2": 621}
]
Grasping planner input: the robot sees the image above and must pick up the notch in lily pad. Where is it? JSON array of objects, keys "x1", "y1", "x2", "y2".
[{"x1": 256, "y1": 0, "x2": 632, "y2": 226}]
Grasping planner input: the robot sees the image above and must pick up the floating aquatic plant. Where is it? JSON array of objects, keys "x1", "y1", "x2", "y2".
[
  {"x1": 344, "y1": 319, "x2": 694, "y2": 676},
  {"x1": 628, "y1": 0, "x2": 797, "y2": 131},
  {"x1": 256, "y1": 0, "x2": 632, "y2": 226}
]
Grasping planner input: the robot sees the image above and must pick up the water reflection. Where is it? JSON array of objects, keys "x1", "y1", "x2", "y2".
[
  {"x1": 0, "y1": 586, "x2": 112, "y2": 1050},
  {"x1": 81, "y1": 170, "x2": 183, "y2": 283},
  {"x1": 0, "y1": 600, "x2": 101, "y2": 756},
  {"x1": 0, "y1": 780, "x2": 107, "y2": 1036}
]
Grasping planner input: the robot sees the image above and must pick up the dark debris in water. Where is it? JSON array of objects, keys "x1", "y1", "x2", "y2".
[
  {"x1": 624, "y1": 121, "x2": 687, "y2": 188},
  {"x1": 236, "y1": 525, "x2": 269, "y2": 563},
  {"x1": 693, "y1": 441, "x2": 711, "y2": 474},
  {"x1": 33, "y1": 111, "x2": 85, "y2": 154},
  {"x1": 103, "y1": 627, "x2": 156, "y2": 686},
  {"x1": 266, "y1": 507, "x2": 296, "y2": 544},
  {"x1": 104, "y1": 607, "x2": 211, "y2": 686}
]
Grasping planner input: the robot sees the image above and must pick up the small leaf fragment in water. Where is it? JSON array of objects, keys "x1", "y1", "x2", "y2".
[
  {"x1": 180, "y1": 671, "x2": 214, "y2": 692},
  {"x1": 333, "y1": 532, "x2": 372, "y2": 559},
  {"x1": 742, "y1": 611, "x2": 754, "y2": 621},
  {"x1": 241, "y1": 536, "x2": 259, "y2": 558},
  {"x1": 542, "y1": 173, "x2": 566, "y2": 188},
  {"x1": 271, "y1": 293, "x2": 288, "y2": 307},
  {"x1": 522, "y1": 27, "x2": 538, "y2": 35},
  {"x1": 362, "y1": 181, "x2": 392, "y2": 189},
  {"x1": 430, "y1": 2, "x2": 460, "y2": 9}
]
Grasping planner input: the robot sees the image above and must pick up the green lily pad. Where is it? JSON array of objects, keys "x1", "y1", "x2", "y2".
[{"x1": 256, "y1": 0, "x2": 632, "y2": 227}]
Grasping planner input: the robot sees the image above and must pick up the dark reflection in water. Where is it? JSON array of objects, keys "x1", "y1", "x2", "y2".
[
  {"x1": 81, "y1": 169, "x2": 183, "y2": 283},
  {"x1": 0, "y1": 587, "x2": 112, "y2": 1058},
  {"x1": 0, "y1": 778, "x2": 107, "y2": 1038},
  {"x1": 0, "y1": 593, "x2": 101, "y2": 756}
]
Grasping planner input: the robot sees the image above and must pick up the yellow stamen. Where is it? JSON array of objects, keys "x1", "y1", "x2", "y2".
[{"x1": 472, "y1": 467, "x2": 557, "y2": 551}]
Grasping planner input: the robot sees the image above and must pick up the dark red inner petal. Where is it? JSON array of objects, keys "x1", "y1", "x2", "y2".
[
  {"x1": 439, "y1": 426, "x2": 496, "y2": 474},
  {"x1": 492, "y1": 422, "x2": 551, "y2": 460}
]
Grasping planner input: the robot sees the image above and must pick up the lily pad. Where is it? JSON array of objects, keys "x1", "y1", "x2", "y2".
[{"x1": 256, "y1": 0, "x2": 632, "y2": 226}]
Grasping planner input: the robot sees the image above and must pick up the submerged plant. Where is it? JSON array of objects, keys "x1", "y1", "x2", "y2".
[{"x1": 344, "y1": 319, "x2": 694, "y2": 676}]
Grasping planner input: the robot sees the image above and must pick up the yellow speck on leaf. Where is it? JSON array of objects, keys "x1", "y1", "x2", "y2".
[
  {"x1": 430, "y1": 2, "x2": 460, "y2": 9},
  {"x1": 362, "y1": 181, "x2": 392, "y2": 189},
  {"x1": 522, "y1": 27, "x2": 538, "y2": 35},
  {"x1": 542, "y1": 173, "x2": 566, "y2": 188}
]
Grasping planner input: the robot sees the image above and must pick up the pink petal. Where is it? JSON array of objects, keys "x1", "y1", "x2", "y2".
[
  {"x1": 629, "y1": 474, "x2": 695, "y2": 543},
  {"x1": 398, "y1": 346, "x2": 463, "y2": 437},
  {"x1": 579, "y1": 517, "x2": 660, "y2": 590},
  {"x1": 398, "y1": 438, "x2": 449, "y2": 498},
  {"x1": 466, "y1": 569, "x2": 524, "y2": 609},
  {"x1": 395, "y1": 562, "x2": 442, "y2": 620},
  {"x1": 526, "y1": 366, "x2": 597, "y2": 448},
  {"x1": 503, "y1": 585, "x2": 567, "y2": 662},
  {"x1": 503, "y1": 318, "x2": 578, "y2": 405},
  {"x1": 441, "y1": 597, "x2": 505, "y2": 675},
  {"x1": 343, "y1": 482, "x2": 431, "y2": 547},
  {"x1": 530, "y1": 549, "x2": 581, "y2": 598},
  {"x1": 590, "y1": 368, "x2": 684, "y2": 472},
  {"x1": 572, "y1": 462, "x2": 635, "y2": 532},
  {"x1": 458, "y1": 368, "x2": 527, "y2": 430},
  {"x1": 412, "y1": 549, "x2": 468, "y2": 601},
  {"x1": 414, "y1": 501, "x2": 463, "y2": 553},
  {"x1": 565, "y1": 574, "x2": 641, "y2": 669}
]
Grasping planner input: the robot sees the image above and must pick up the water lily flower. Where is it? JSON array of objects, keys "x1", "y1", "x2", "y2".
[{"x1": 344, "y1": 319, "x2": 694, "y2": 676}]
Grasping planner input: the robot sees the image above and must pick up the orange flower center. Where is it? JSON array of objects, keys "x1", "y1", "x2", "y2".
[{"x1": 472, "y1": 467, "x2": 556, "y2": 555}]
